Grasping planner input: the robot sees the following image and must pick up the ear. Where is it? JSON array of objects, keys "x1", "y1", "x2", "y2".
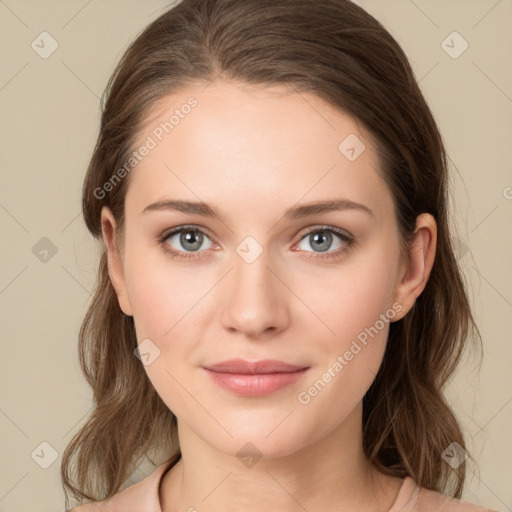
[
  {"x1": 100, "y1": 206, "x2": 133, "y2": 317},
  {"x1": 391, "y1": 213, "x2": 437, "y2": 321}
]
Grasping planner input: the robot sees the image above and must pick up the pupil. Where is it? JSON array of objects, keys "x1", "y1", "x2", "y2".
[
  {"x1": 312, "y1": 231, "x2": 331, "y2": 252},
  {"x1": 182, "y1": 230, "x2": 202, "y2": 251}
]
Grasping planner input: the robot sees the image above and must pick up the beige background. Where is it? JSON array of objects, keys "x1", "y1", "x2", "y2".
[{"x1": 1, "y1": 0, "x2": 511, "y2": 510}]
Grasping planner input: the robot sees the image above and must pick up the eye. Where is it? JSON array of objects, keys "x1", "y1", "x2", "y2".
[
  {"x1": 293, "y1": 226, "x2": 354, "y2": 260},
  {"x1": 158, "y1": 224, "x2": 355, "y2": 261},
  {"x1": 159, "y1": 226, "x2": 215, "y2": 260}
]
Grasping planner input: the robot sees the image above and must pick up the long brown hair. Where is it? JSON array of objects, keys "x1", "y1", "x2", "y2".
[{"x1": 61, "y1": 0, "x2": 482, "y2": 506}]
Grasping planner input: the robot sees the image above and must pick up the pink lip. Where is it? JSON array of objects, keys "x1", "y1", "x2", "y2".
[{"x1": 203, "y1": 359, "x2": 310, "y2": 397}]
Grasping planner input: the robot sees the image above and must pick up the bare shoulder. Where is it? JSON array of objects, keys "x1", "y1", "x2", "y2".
[
  {"x1": 67, "y1": 504, "x2": 103, "y2": 511},
  {"x1": 65, "y1": 492, "x2": 124, "y2": 511},
  {"x1": 66, "y1": 505, "x2": 92, "y2": 511},
  {"x1": 63, "y1": 456, "x2": 178, "y2": 512},
  {"x1": 417, "y1": 485, "x2": 499, "y2": 512}
]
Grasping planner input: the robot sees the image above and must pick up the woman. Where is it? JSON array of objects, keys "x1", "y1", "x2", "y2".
[{"x1": 62, "y1": 0, "x2": 496, "y2": 510}]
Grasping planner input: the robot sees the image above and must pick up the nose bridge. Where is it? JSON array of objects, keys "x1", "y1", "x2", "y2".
[{"x1": 220, "y1": 236, "x2": 288, "y2": 336}]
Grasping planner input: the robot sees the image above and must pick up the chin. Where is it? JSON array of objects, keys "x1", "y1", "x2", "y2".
[{"x1": 196, "y1": 421, "x2": 308, "y2": 460}]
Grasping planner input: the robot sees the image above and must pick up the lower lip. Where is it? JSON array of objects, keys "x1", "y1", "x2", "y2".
[{"x1": 204, "y1": 368, "x2": 309, "y2": 397}]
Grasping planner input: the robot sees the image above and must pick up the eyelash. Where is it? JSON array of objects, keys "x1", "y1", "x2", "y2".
[{"x1": 157, "y1": 224, "x2": 356, "y2": 262}]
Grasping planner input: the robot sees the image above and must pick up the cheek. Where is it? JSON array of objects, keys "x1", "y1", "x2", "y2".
[
  {"x1": 123, "y1": 244, "x2": 212, "y2": 340},
  {"x1": 295, "y1": 248, "x2": 398, "y2": 350},
  {"x1": 123, "y1": 246, "x2": 212, "y2": 411},
  {"x1": 293, "y1": 248, "x2": 398, "y2": 401},
  {"x1": 123, "y1": 252, "x2": 205, "y2": 415}
]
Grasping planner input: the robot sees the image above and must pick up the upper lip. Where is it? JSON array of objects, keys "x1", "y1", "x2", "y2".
[{"x1": 203, "y1": 359, "x2": 309, "y2": 374}]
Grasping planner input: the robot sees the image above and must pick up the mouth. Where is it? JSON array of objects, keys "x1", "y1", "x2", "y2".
[
  {"x1": 202, "y1": 359, "x2": 310, "y2": 397},
  {"x1": 203, "y1": 358, "x2": 309, "y2": 374}
]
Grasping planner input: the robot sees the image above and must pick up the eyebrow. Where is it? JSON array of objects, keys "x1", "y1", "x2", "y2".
[{"x1": 141, "y1": 198, "x2": 374, "y2": 219}]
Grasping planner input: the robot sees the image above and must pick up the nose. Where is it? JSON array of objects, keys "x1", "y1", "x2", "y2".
[{"x1": 220, "y1": 247, "x2": 290, "y2": 339}]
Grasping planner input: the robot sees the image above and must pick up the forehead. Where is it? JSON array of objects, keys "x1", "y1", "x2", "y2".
[{"x1": 126, "y1": 80, "x2": 393, "y2": 221}]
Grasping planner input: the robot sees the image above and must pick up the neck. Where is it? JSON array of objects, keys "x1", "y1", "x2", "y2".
[{"x1": 160, "y1": 402, "x2": 403, "y2": 512}]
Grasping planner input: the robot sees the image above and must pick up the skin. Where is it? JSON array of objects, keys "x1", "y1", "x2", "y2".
[{"x1": 101, "y1": 80, "x2": 437, "y2": 512}]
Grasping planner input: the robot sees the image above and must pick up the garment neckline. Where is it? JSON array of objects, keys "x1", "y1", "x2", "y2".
[
  {"x1": 388, "y1": 476, "x2": 419, "y2": 511},
  {"x1": 157, "y1": 453, "x2": 182, "y2": 511},
  {"x1": 155, "y1": 460, "x2": 417, "y2": 512}
]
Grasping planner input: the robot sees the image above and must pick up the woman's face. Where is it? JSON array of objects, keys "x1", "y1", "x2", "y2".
[{"x1": 103, "y1": 80, "x2": 417, "y2": 459}]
